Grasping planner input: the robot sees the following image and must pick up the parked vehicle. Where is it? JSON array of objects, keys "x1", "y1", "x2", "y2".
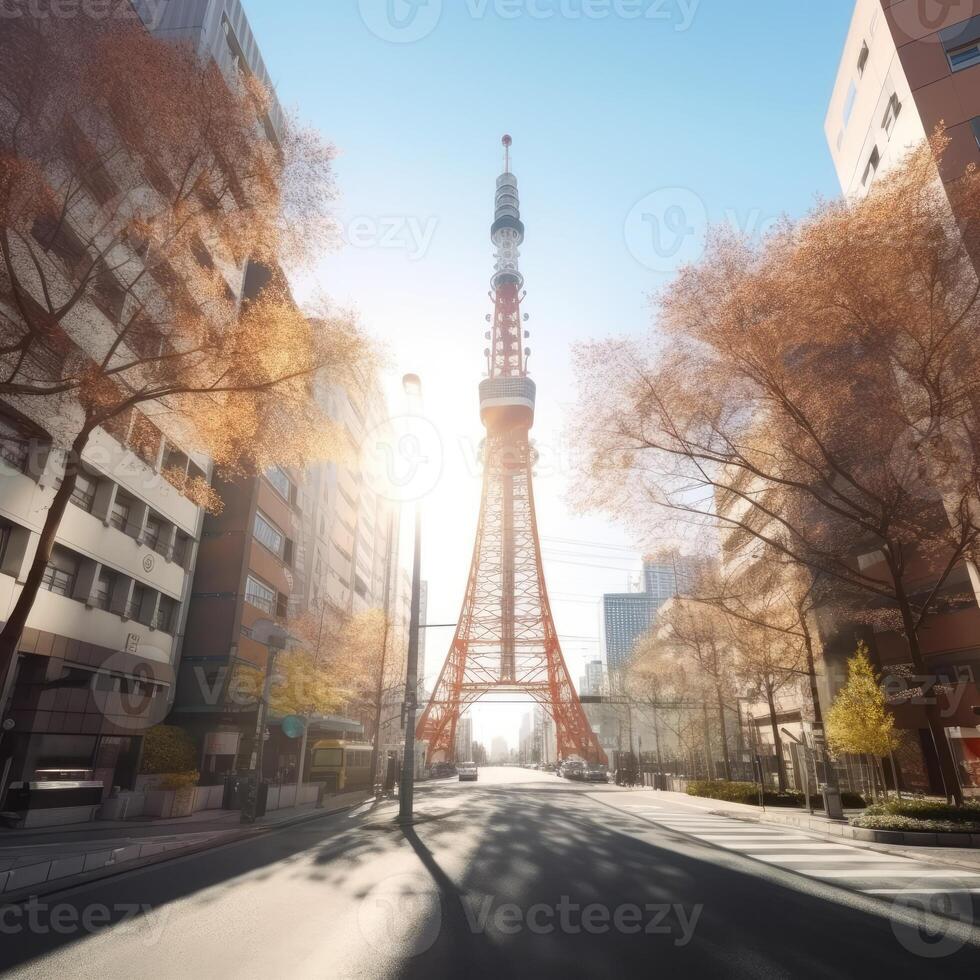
[
  {"x1": 430, "y1": 762, "x2": 457, "y2": 779},
  {"x1": 308, "y1": 740, "x2": 374, "y2": 792},
  {"x1": 584, "y1": 764, "x2": 609, "y2": 783},
  {"x1": 560, "y1": 760, "x2": 586, "y2": 780},
  {"x1": 458, "y1": 762, "x2": 479, "y2": 781}
]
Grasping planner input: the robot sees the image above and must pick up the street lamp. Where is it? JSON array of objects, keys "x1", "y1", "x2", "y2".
[{"x1": 398, "y1": 373, "x2": 424, "y2": 825}]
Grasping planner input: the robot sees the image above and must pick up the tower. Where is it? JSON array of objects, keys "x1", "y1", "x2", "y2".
[{"x1": 416, "y1": 136, "x2": 607, "y2": 765}]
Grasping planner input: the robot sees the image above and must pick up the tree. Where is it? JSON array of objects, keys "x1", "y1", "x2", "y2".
[
  {"x1": 574, "y1": 134, "x2": 980, "y2": 802},
  {"x1": 0, "y1": 19, "x2": 368, "y2": 681},
  {"x1": 826, "y1": 642, "x2": 902, "y2": 800},
  {"x1": 723, "y1": 581, "x2": 807, "y2": 792},
  {"x1": 235, "y1": 648, "x2": 347, "y2": 720},
  {"x1": 139, "y1": 723, "x2": 197, "y2": 775},
  {"x1": 638, "y1": 594, "x2": 737, "y2": 780}
]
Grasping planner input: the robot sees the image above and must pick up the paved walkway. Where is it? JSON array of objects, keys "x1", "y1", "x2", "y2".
[
  {"x1": 0, "y1": 790, "x2": 372, "y2": 897},
  {"x1": 621, "y1": 788, "x2": 980, "y2": 872}
]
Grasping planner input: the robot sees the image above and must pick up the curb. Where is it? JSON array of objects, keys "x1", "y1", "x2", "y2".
[{"x1": 0, "y1": 799, "x2": 368, "y2": 907}]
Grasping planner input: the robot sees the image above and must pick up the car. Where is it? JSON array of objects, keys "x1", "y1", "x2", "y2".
[
  {"x1": 584, "y1": 765, "x2": 609, "y2": 783},
  {"x1": 430, "y1": 762, "x2": 457, "y2": 779},
  {"x1": 458, "y1": 762, "x2": 478, "y2": 781},
  {"x1": 560, "y1": 760, "x2": 586, "y2": 780}
]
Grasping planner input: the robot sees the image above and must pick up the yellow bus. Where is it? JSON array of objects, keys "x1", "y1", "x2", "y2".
[{"x1": 309, "y1": 740, "x2": 373, "y2": 791}]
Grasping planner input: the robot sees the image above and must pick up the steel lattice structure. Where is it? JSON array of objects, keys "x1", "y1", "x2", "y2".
[{"x1": 416, "y1": 137, "x2": 606, "y2": 765}]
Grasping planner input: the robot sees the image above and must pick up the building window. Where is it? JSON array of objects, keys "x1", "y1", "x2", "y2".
[
  {"x1": 266, "y1": 466, "x2": 293, "y2": 502},
  {"x1": 0, "y1": 520, "x2": 10, "y2": 567},
  {"x1": 245, "y1": 574, "x2": 275, "y2": 614},
  {"x1": 144, "y1": 514, "x2": 166, "y2": 555},
  {"x1": 110, "y1": 493, "x2": 132, "y2": 533},
  {"x1": 0, "y1": 414, "x2": 30, "y2": 473},
  {"x1": 276, "y1": 592, "x2": 288, "y2": 619},
  {"x1": 882, "y1": 93, "x2": 902, "y2": 137},
  {"x1": 126, "y1": 584, "x2": 149, "y2": 623},
  {"x1": 154, "y1": 596, "x2": 178, "y2": 633},
  {"x1": 69, "y1": 471, "x2": 98, "y2": 513},
  {"x1": 254, "y1": 511, "x2": 284, "y2": 557},
  {"x1": 172, "y1": 531, "x2": 190, "y2": 567},
  {"x1": 842, "y1": 82, "x2": 857, "y2": 128},
  {"x1": 862, "y1": 145, "x2": 881, "y2": 188},
  {"x1": 93, "y1": 568, "x2": 116, "y2": 611},
  {"x1": 942, "y1": 17, "x2": 980, "y2": 72},
  {"x1": 41, "y1": 547, "x2": 78, "y2": 598},
  {"x1": 857, "y1": 41, "x2": 869, "y2": 77}
]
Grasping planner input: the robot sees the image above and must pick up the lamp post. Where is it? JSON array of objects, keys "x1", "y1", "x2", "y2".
[{"x1": 398, "y1": 373, "x2": 423, "y2": 825}]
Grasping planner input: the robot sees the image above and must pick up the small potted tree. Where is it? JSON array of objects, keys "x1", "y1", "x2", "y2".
[{"x1": 140, "y1": 726, "x2": 200, "y2": 818}]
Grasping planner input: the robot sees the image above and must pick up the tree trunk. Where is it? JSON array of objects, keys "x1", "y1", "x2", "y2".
[
  {"x1": 715, "y1": 687, "x2": 731, "y2": 780},
  {"x1": 799, "y1": 612, "x2": 838, "y2": 791},
  {"x1": 766, "y1": 689, "x2": 787, "y2": 792},
  {"x1": 0, "y1": 427, "x2": 93, "y2": 703},
  {"x1": 701, "y1": 701, "x2": 714, "y2": 779},
  {"x1": 894, "y1": 591, "x2": 964, "y2": 805}
]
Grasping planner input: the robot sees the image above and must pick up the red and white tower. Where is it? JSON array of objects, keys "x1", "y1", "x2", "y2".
[{"x1": 416, "y1": 137, "x2": 606, "y2": 765}]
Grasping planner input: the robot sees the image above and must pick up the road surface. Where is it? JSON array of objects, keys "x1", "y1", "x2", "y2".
[{"x1": 1, "y1": 767, "x2": 978, "y2": 978}]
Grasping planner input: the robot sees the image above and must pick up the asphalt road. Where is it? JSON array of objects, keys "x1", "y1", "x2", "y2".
[{"x1": 1, "y1": 767, "x2": 979, "y2": 979}]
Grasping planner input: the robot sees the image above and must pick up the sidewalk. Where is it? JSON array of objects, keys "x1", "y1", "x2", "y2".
[
  {"x1": 0, "y1": 790, "x2": 372, "y2": 901},
  {"x1": 617, "y1": 787, "x2": 980, "y2": 872}
]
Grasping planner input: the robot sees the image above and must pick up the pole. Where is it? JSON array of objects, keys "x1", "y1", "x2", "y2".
[
  {"x1": 397, "y1": 502, "x2": 423, "y2": 824},
  {"x1": 241, "y1": 641, "x2": 280, "y2": 824}
]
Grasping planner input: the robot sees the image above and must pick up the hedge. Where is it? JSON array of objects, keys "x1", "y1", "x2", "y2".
[
  {"x1": 686, "y1": 780, "x2": 865, "y2": 810},
  {"x1": 851, "y1": 799, "x2": 980, "y2": 833}
]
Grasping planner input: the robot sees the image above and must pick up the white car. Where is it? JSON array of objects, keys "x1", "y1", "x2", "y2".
[{"x1": 458, "y1": 762, "x2": 479, "y2": 781}]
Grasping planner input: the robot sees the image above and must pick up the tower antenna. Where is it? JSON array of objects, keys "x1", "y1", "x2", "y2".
[{"x1": 502, "y1": 133, "x2": 512, "y2": 174}]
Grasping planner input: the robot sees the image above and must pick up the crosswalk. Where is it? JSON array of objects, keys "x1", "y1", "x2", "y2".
[{"x1": 609, "y1": 800, "x2": 980, "y2": 900}]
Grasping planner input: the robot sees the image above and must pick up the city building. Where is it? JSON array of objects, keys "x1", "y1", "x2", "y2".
[
  {"x1": 0, "y1": 1, "x2": 280, "y2": 809},
  {"x1": 532, "y1": 706, "x2": 556, "y2": 765},
  {"x1": 518, "y1": 711, "x2": 533, "y2": 763},
  {"x1": 603, "y1": 554, "x2": 696, "y2": 678},
  {"x1": 815, "y1": 0, "x2": 980, "y2": 797},
  {"x1": 579, "y1": 660, "x2": 606, "y2": 698},
  {"x1": 174, "y1": 359, "x2": 403, "y2": 781},
  {"x1": 490, "y1": 735, "x2": 509, "y2": 764},
  {"x1": 454, "y1": 714, "x2": 473, "y2": 763}
]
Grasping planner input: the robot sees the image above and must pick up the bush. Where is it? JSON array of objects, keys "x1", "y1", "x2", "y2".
[
  {"x1": 686, "y1": 780, "x2": 867, "y2": 811},
  {"x1": 851, "y1": 799, "x2": 980, "y2": 833},
  {"x1": 160, "y1": 770, "x2": 200, "y2": 791},
  {"x1": 140, "y1": 725, "x2": 198, "y2": 775},
  {"x1": 686, "y1": 780, "x2": 800, "y2": 808}
]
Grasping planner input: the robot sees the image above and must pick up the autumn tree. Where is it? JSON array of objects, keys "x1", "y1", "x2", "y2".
[
  {"x1": 574, "y1": 134, "x2": 980, "y2": 803},
  {"x1": 0, "y1": 19, "x2": 369, "y2": 679},
  {"x1": 649, "y1": 596, "x2": 737, "y2": 780},
  {"x1": 826, "y1": 642, "x2": 902, "y2": 801}
]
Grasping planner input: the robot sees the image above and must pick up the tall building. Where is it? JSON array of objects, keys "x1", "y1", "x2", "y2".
[
  {"x1": 175, "y1": 364, "x2": 402, "y2": 781},
  {"x1": 454, "y1": 714, "x2": 473, "y2": 763},
  {"x1": 490, "y1": 735, "x2": 509, "y2": 764},
  {"x1": 826, "y1": 0, "x2": 980, "y2": 200},
  {"x1": 579, "y1": 660, "x2": 606, "y2": 697},
  {"x1": 603, "y1": 554, "x2": 694, "y2": 676},
  {"x1": 532, "y1": 705, "x2": 557, "y2": 764},
  {"x1": 518, "y1": 711, "x2": 533, "y2": 762},
  {"x1": 0, "y1": 1, "x2": 279, "y2": 807},
  {"x1": 810, "y1": 0, "x2": 980, "y2": 797}
]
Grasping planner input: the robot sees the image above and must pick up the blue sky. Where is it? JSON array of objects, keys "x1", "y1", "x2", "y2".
[{"x1": 245, "y1": 0, "x2": 856, "y2": 748}]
